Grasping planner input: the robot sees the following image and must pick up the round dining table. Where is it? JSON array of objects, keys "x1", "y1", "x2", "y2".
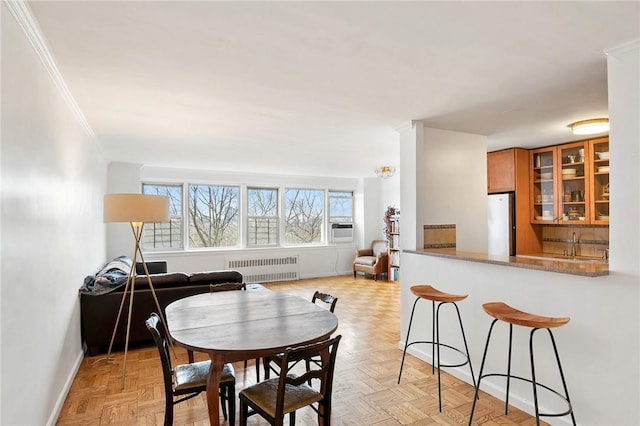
[{"x1": 165, "y1": 289, "x2": 339, "y2": 426}]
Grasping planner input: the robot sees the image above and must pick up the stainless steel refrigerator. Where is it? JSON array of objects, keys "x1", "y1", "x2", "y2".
[{"x1": 488, "y1": 192, "x2": 515, "y2": 256}]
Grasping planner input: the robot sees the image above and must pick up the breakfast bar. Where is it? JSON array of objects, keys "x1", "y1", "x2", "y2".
[
  {"x1": 399, "y1": 248, "x2": 634, "y2": 424},
  {"x1": 407, "y1": 247, "x2": 609, "y2": 277}
]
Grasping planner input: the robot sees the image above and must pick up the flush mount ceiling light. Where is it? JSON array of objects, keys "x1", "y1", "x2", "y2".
[
  {"x1": 569, "y1": 118, "x2": 609, "y2": 135},
  {"x1": 375, "y1": 166, "x2": 396, "y2": 179}
]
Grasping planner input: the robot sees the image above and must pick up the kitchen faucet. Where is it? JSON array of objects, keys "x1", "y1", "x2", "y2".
[{"x1": 570, "y1": 231, "x2": 578, "y2": 257}]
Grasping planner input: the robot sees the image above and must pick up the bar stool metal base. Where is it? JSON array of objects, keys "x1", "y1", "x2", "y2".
[
  {"x1": 398, "y1": 294, "x2": 476, "y2": 412},
  {"x1": 468, "y1": 318, "x2": 577, "y2": 426}
]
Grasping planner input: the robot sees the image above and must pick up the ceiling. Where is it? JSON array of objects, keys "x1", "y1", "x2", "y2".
[{"x1": 27, "y1": 1, "x2": 639, "y2": 178}]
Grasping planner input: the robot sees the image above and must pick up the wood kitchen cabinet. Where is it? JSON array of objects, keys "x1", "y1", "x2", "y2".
[
  {"x1": 530, "y1": 137, "x2": 609, "y2": 225},
  {"x1": 488, "y1": 148, "x2": 541, "y2": 253},
  {"x1": 557, "y1": 140, "x2": 590, "y2": 224},
  {"x1": 488, "y1": 149, "x2": 516, "y2": 193},
  {"x1": 530, "y1": 146, "x2": 558, "y2": 223},
  {"x1": 590, "y1": 137, "x2": 610, "y2": 224}
]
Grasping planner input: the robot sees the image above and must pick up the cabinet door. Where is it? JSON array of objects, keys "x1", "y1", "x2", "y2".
[
  {"x1": 487, "y1": 149, "x2": 515, "y2": 193},
  {"x1": 590, "y1": 137, "x2": 609, "y2": 224},
  {"x1": 557, "y1": 141, "x2": 590, "y2": 224},
  {"x1": 530, "y1": 147, "x2": 558, "y2": 223}
]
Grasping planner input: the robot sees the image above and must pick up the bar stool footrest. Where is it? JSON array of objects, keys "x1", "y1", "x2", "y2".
[
  {"x1": 478, "y1": 373, "x2": 574, "y2": 418},
  {"x1": 405, "y1": 340, "x2": 472, "y2": 368}
]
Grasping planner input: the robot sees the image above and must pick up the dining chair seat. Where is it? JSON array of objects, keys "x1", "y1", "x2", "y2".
[
  {"x1": 240, "y1": 377, "x2": 323, "y2": 418},
  {"x1": 174, "y1": 361, "x2": 235, "y2": 392}
]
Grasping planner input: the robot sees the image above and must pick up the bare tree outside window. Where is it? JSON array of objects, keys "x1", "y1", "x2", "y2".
[
  {"x1": 328, "y1": 191, "x2": 354, "y2": 223},
  {"x1": 247, "y1": 188, "x2": 278, "y2": 246},
  {"x1": 141, "y1": 184, "x2": 183, "y2": 249},
  {"x1": 284, "y1": 188, "x2": 323, "y2": 244},
  {"x1": 188, "y1": 184, "x2": 239, "y2": 248}
]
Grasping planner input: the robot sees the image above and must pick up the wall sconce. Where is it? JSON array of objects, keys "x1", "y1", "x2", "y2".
[
  {"x1": 569, "y1": 118, "x2": 609, "y2": 135},
  {"x1": 374, "y1": 166, "x2": 396, "y2": 179}
]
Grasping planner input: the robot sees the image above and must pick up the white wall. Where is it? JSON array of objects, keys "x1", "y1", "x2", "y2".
[
  {"x1": 607, "y1": 39, "x2": 640, "y2": 277},
  {"x1": 1, "y1": 4, "x2": 107, "y2": 425},
  {"x1": 421, "y1": 126, "x2": 488, "y2": 251},
  {"x1": 106, "y1": 164, "x2": 363, "y2": 276},
  {"x1": 398, "y1": 121, "x2": 422, "y2": 250},
  {"x1": 106, "y1": 162, "x2": 142, "y2": 259}
]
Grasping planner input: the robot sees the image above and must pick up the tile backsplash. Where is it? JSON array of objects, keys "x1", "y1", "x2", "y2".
[
  {"x1": 424, "y1": 224, "x2": 456, "y2": 248},
  {"x1": 541, "y1": 225, "x2": 609, "y2": 258}
]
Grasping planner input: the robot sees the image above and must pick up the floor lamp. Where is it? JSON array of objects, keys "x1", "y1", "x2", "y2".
[{"x1": 104, "y1": 193, "x2": 169, "y2": 389}]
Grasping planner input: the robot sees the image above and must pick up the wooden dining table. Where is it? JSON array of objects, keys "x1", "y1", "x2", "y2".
[{"x1": 165, "y1": 289, "x2": 339, "y2": 426}]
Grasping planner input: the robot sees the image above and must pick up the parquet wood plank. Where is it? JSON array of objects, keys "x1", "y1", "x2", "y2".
[{"x1": 57, "y1": 275, "x2": 546, "y2": 425}]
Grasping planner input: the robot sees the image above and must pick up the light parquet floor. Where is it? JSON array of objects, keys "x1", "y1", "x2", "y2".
[{"x1": 57, "y1": 275, "x2": 546, "y2": 426}]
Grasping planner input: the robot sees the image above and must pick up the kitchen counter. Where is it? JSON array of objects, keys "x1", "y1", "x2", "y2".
[{"x1": 405, "y1": 248, "x2": 608, "y2": 277}]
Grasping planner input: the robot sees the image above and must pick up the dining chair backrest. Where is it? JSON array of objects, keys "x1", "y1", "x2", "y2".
[
  {"x1": 146, "y1": 313, "x2": 175, "y2": 398},
  {"x1": 209, "y1": 282, "x2": 247, "y2": 292},
  {"x1": 312, "y1": 291, "x2": 338, "y2": 313},
  {"x1": 275, "y1": 335, "x2": 342, "y2": 421}
]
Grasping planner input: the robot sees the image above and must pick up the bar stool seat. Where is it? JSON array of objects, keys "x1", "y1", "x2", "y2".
[
  {"x1": 469, "y1": 302, "x2": 576, "y2": 426},
  {"x1": 411, "y1": 285, "x2": 468, "y2": 303},
  {"x1": 483, "y1": 302, "x2": 570, "y2": 329},
  {"x1": 399, "y1": 284, "x2": 476, "y2": 412}
]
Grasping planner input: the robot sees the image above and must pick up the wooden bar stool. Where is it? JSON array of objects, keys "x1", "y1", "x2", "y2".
[
  {"x1": 398, "y1": 285, "x2": 476, "y2": 412},
  {"x1": 468, "y1": 302, "x2": 576, "y2": 426}
]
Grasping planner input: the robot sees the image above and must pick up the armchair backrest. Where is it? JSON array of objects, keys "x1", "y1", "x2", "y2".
[{"x1": 371, "y1": 240, "x2": 388, "y2": 257}]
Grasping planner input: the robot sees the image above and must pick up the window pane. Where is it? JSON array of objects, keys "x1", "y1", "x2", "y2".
[
  {"x1": 188, "y1": 184, "x2": 239, "y2": 248},
  {"x1": 284, "y1": 189, "x2": 324, "y2": 244},
  {"x1": 141, "y1": 184, "x2": 183, "y2": 249},
  {"x1": 328, "y1": 191, "x2": 353, "y2": 223},
  {"x1": 247, "y1": 188, "x2": 278, "y2": 246}
]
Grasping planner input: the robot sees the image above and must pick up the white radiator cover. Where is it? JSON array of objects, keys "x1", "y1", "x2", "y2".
[{"x1": 225, "y1": 255, "x2": 299, "y2": 283}]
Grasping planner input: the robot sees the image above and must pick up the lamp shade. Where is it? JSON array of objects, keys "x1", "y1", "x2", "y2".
[{"x1": 104, "y1": 194, "x2": 169, "y2": 223}]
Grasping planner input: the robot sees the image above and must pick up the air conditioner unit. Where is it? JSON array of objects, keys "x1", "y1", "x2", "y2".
[{"x1": 330, "y1": 223, "x2": 353, "y2": 243}]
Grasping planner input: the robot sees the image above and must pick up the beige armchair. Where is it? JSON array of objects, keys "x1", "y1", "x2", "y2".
[{"x1": 353, "y1": 240, "x2": 389, "y2": 281}]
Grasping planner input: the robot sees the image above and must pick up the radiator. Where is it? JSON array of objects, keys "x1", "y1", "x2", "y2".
[{"x1": 225, "y1": 255, "x2": 299, "y2": 283}]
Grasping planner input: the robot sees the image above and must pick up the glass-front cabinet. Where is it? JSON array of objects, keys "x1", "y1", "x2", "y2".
[
  {"x1": 530, "y1": 147, "x2": 557, "y2": 223},
  {"x1": 558, "y1": 141, "x2": 590, "y2": 224},
  {"x1": 590, "y1": 137, "x2": 610, "y2": 224}
]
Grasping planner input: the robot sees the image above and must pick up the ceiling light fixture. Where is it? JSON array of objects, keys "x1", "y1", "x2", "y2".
[
  {"x1": 569, "y1": 118, "x2": 609, "y2": 135},
  {"x1": 375, "y1": 166, "x2": 396, "y2": 179}
]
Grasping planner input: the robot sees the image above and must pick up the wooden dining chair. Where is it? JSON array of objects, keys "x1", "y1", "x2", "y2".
[
  {"x1": 264, "y1": 291, "x2": 338, "y2": 380},
  {"x1": 239, "y1": 335, "x2": 342, "y2": 426},
  {"x1": 145, "y1": 313, "x2": 236, "y2": 426}
]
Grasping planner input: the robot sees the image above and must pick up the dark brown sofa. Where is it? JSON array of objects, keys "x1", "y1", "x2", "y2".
[{"x1": 80, "y1": 263, "x2": 244, "y2": 356}]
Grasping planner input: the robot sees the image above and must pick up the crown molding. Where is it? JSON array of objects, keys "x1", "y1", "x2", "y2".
[
  {"x1": 605, "y1": 38, "x2": 640, "y2": 58},
  {"x1": 4, "y1": 0, "x2": 97, "y2": 140}
]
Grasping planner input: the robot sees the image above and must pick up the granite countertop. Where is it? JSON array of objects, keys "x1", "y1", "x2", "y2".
[{"x1": 405, "y1": 248, "x2": 609, "y2": 277}]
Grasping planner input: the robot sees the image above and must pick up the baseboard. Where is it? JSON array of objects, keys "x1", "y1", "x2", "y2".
[
  {"x1": 47, "y1": 348, "x2": 85, "y2": 426},
  {"x1": 397, "y1": 341, "x2": 573, "y2": 426}
]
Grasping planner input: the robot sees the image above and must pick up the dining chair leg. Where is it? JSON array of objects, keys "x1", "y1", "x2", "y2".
[
  {"x1": 254, "y1": 357, "x2": 260, "y2": 382},
  {"x1": 239, "y1": 399, "x2": 248, "y2": 426},
  {"x1": 164, "y1": 396, "x2": 173, "y2": 426},
  {"x1": 228, "y1": 383, "x2": 236, "y2": 426},
  {"x1": 220, "y1": 388, "x2": 228, "y2": 420}
]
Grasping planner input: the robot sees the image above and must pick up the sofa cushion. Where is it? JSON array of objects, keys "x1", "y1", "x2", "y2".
[
  {"x1": 134, "y1": 272, "x2": 190, "y2": 289},
  {"x1": 135, "y1": 261, "x2": 167, "y2": 275},
  {"x1": 354, "y1": 255, "x2": 377, "y2": 266},
  {"x1": 189, "y1": 270, "x2": 243, "y2": 285}
]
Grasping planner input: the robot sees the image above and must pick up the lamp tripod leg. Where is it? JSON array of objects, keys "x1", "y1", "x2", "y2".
[
  {"x1": 106, "y1": 270, "x2": 133, "y2": 360},
  {"x1": 137, "y1": 248, "x2": 177, "y2": 359}
]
